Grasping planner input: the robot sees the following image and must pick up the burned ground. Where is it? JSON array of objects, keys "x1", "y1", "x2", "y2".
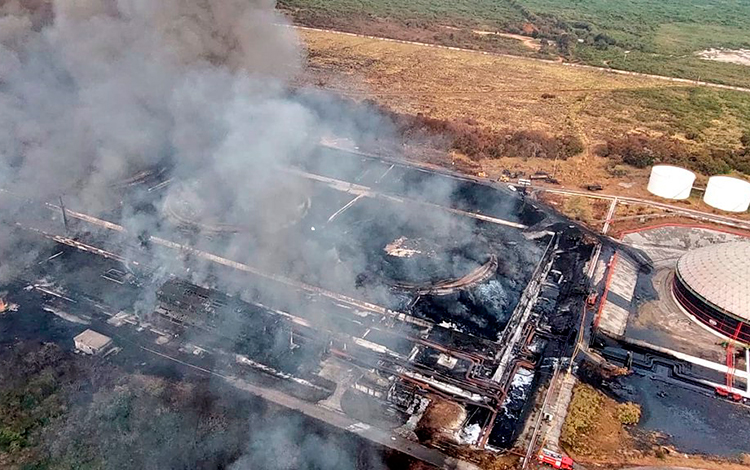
[
  {"x1": 0, "y1": 336, "x2": 429, "y2": 470},
  {"x1": 0, "y1": 2, "x2": 608, "y2": 469},
  {"x1": 0, "y1": 144, "x2": 592, "y2": 462}
]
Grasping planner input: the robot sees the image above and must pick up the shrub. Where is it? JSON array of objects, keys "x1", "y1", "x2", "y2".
[
  {"x1": 607, "y1": 164, "x2": 629, "y2": 177},
  {"x1": 560, "y1": 134, "x2": 585, "y2": 158},
  {"x1": 616, "y1": 402, "x2": 641, "y2": 425},
  {"x1": 379, "y1": 105, "x2": 584, "y2": 162},
  {"x1": 600, "y1": 134, "x2": 683, "y2": 168},
  {"x1": 502, "y1": 130, "x2": 582, "y2": 160},
  {"x1": 563, "y1": 196, "x2": 593, "y2": 224},
  {"x1": 561, "y1": 384, "x2": 603, "y2": 453},
  {"x1": 600, "y1": 133, "x2": 750, "y2": 175},
  {"x1": 741, "y1": 130, "x2": 750, "y2": 149},
  {"x1": 0, "y1": 427, "x2": 26, "y2": 452}
]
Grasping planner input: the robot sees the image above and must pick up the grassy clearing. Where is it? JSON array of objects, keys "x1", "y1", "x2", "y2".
[
  {"x1": 654, "y1": 23, "x2": 750, "y2": 55},
  {"x1": 280, "y1": 0, "x2": 750, "y2": 87}
]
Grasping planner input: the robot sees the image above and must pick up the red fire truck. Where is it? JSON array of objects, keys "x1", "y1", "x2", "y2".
[{"x1": 537, "y1": 448, "x2": 574, "y2": 470}]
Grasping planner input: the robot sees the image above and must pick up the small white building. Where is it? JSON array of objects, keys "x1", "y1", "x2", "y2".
[{"x1": 74, "y1": 329, "x2": 112, "y2": 355}]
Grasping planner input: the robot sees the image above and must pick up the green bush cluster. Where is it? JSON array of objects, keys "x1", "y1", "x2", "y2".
[
  {"x1": 599, "y1": 132, "x2": 750, "y2": 176},
  {"x1": 616, "y1": 402, "x2": 642, "y2": 425},
  {"x1": 561, "y1": 384, "x2": 603, "y2": 454}
]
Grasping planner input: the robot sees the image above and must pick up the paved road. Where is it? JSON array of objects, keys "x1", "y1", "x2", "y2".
[
  {"x1": 534, "y1": 186, "x2": 750, "y2": 231},
  {"x1": 291, "y1": 25, "x2": 750, "y2": 95}
]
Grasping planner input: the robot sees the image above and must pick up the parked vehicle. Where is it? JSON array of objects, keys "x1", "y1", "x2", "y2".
[{"x1": 537, "y1": 449, "x2": 574, "y2": 470}]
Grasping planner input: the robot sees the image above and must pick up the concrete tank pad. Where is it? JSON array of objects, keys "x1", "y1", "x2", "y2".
[{"x1": 601, "y1": 224, "x2": 750, "y2": 372}]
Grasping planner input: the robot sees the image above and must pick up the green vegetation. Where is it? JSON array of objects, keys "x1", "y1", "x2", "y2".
[
  {"x1": 0, "y1": 344, "x2": 72, "y2": 454},
  {"x1": 280, "y1": 0, "x2": 524, "y2": 28},
  {"x1": 0, "y1": 342, "x2": 250, "y2": 470},
  {"x1": 561, "y1": 383, "x2": 604, "y2": 454},
  {"x1": 521, "y1": 0, "x2": 750, "y2": 50},
  {"x1": 616, "y1": 402, "x2": 642, "y2": 425},
  {"x1": 1, "y1": 341, "x2": 410, "y2": 470},
  {"x1": 279, "y1": 0, "x2": 750, "y2": 87},
  {"x1": 562, "y1": 197, "x2": 595, "y2": 225},
  {"x1": 606, "y1": 87, "x2": 750, "y2": 138},
  {"x1": 588, "y1": 86, "x2": 750, "y2": 175},
  {"x1": 599, "y1": 132, "x2": 750, "y2": 175}
]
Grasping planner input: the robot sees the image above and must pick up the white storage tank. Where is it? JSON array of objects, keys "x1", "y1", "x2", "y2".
[
  {"x1": 647, "y1": 165, "x2": 695, "y2": 200},
  {"x1": 704, "y1": 176, "x2": 750, "y2": 212}
]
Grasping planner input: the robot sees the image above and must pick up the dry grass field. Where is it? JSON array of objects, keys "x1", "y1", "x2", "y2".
[{"x1": 297, "y1": 28, "x2": 750, "y2": 197}]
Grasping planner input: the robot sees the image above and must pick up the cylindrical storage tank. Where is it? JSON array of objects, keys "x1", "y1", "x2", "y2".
[
  {"x1": 647, "y1": 165, "x2": 695, "y2": 200},
  {"x1": 704, "y1": 176, "x2": 750, "y2": 212},
  {"x1": 673, "y1": 241, "x2": 750, "y2": 344}
]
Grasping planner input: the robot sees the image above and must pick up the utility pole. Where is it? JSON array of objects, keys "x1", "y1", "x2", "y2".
[{"x1": 59, "y1": 196, "x2": 69, "y2": 232}]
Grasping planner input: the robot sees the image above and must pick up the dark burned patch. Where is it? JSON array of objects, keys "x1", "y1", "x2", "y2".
[
  {"x1": 324, "y1": 190, "x2": 545, "y2": 338},
  {"x1": 412, "y1": 277, "x2": 514, "y2": 339},
  {"x1": 156, "y1": 279, "x2": 329, "y2": 380},
  {"x1": 0, "y1": 339, "x2": 423, "y2": 470},
  {"x1": 381, "y1": 242, "x2": 491, "y2": 286}
]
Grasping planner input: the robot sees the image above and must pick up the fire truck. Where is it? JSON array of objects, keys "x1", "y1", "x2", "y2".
[
  {"x1": 586, "y1": 291, "x2": 598, "y2": 308},
  {"x1": 537, "y1": 448, "x2": 574, "y2": 470}
]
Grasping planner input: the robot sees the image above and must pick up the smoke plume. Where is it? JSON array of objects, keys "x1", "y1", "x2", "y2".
[
  {"x1": 0, "y1": 1, "x2": 544, "y2": 466},
  {"x1": 0, "y1": 0, "x2": 321, "y2": 280}
]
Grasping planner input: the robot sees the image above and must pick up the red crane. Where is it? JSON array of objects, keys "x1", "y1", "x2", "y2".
[{"x1": 717, "y1": 323, "x2": 743, "y2": 402}]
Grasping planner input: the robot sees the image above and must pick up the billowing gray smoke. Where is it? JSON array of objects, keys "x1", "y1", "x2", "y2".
[
  {"x1": 1, "y1": 0, "x2": 301, "y2": 200},
  {"x1": 0, "y1": 1, "x2": 402, "y2": 467},
  {"x1": 0, "y1": 0, "x2": 331, "y2": 281},
  {"x1": 0, "y1": 2, "x2": 550, "y2": 467}
]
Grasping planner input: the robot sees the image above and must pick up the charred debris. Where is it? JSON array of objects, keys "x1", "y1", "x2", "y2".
[{"x1": 1, "y1": 148, "x2": 593, "y2": 456}]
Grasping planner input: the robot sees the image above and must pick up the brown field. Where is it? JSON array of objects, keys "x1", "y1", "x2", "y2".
[{"x1": 296, "y1": 28, "x2": 750, "y2": 199}]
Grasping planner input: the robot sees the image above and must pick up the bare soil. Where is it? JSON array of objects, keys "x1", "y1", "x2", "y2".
[{"x1": 698, "y1": 48, "x2": 750, "y2": 67}]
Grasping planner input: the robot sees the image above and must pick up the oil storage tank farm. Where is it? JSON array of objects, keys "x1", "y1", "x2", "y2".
[
  {"x1": 703, "y1": 176, "x2": 750, "y2": 212},
  {"x1": 647, "y1": 165, "x2": 695, "y2": 200},
  {"x1": 672, "y1": 241, "x2": 750, "y2": 344}
]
